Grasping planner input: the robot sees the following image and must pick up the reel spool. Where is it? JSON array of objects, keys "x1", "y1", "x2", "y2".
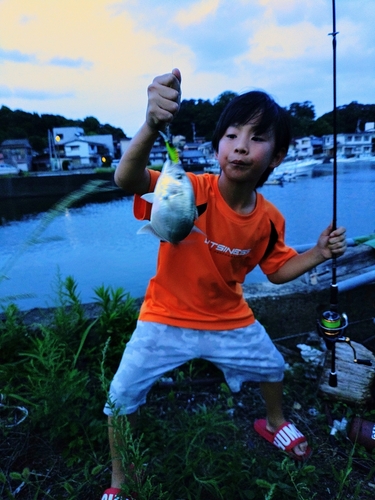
[
  {"x1": 318, "y1": 310, "x2": 348, "y2": 343},
  {"x1": 317, "y1": 310, "x2": 371, "y2": 387}
]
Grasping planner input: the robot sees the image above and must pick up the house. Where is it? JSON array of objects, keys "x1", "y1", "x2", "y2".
[
  {"x1": 0, "y1": 139, "x2": 33, "y2": 171},
  {"x1": 180, "y1": 141, "x2": 213, "y2": 169},
  {"x1": 53, "y1": 127, "x2": 84, "y2": 145},
  {"x1": 120, "y1": 137, "x2": 132, "y2": 157},
  {"x1": 63, "y1": 138, "x2": 112, "y2": 169},
  {"x1": 50, "y1": 127, "x2": 115, "y2": 169},
  {"x1": 323, "y1": 127, "x2": 375, "y2": 158},
  {"x1": 291, "y1": 136, "x2": 323, "y2": 158}
]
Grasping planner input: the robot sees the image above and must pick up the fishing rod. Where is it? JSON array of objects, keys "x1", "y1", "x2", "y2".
[{"x1": 316, "y1": 0, "x2": 371, "y2": 386}]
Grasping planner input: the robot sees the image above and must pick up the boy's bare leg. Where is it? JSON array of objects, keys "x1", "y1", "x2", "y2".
[
  {"x1": 259, "y1": 381, "x2": 285, "y2": 429},
  {"x1": 108, "y1": 412, "x2": 138, "y2": 488},
  {"x1": 259, "y1": 381, "x2": 307, "y2": 456}
]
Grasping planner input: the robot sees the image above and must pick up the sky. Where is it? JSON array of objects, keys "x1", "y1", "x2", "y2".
[{"x1": 1, "y1": 0, "x2": 374, "y2": 137}]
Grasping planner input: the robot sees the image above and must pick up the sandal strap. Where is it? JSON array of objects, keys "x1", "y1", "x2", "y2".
[{"x1": 273, "y1": 422, "x2": 306, "y2": 452}]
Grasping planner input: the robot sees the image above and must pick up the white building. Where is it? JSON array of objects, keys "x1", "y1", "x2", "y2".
[
  {"x1": 120, "y1": 137, "x2": 131, "y2": 157},
  {"x1": 53, "y1": 127, "x2": 84, "y2": 145},
  {"x1": 50, "y1": 127, "x2": 115, "y2": 169},
  {"x1": 323, "y1": 128, "x2": 375, "y2": 158},
  {"x1": 64, "y1": 138, "x2": 112, "y2": 168},
  {"x1": 293, "y1": 137, "x2": 313, "y2": 158}
]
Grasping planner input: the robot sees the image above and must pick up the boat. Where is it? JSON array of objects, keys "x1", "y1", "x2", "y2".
[
  {"x1": 278, "y1": 157, "x2": 319, "y2": 177},
  {"x1": 0, "y1": 164, "x2": 19, "y2": 175},
  {"x1": 265, "y1": 171, "x2": 297, "y2": 185}
]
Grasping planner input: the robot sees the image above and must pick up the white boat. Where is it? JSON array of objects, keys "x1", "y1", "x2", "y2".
[
  {"x1": 204, "y1": 157, "x2": 323, "y2": 178},
  {"x1": 336, "y1": 154, "x2": 375, "y2": 163},
  {"x1": 0, "y1": 164, "x2": 18, "y2": 175},
  {"x1": 278, "y1": 157, "x2": 319, "y2": 177}
]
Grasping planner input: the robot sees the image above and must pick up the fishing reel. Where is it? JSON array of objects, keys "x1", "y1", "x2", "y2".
[{"x1": 317, "y1": 308, "x2": 372, "y2": 387}]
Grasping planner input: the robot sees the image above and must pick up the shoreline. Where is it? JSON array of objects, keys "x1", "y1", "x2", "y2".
[
  {"x1": 4, "y1": 279, "x2": 374, "y2": 344},
  {"x1": 0, "y1": 169, "x2": 123, "y2": 200}
]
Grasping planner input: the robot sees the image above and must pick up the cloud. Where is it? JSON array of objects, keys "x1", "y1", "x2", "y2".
[
  {"x1": 0, "y1": 0, "x2": 373, "y2": 135},
  {"x1": 0, "y1": 85, "x2": 12, "y2": 98},
  {"x1": 243, "y1": 21, "x2": 331, "y2": 62},
  {"x1": 0, "y1": 49, "x2": 93, "y2": 70},
  {"x1": 48, "y1": 57, "x2": 93, "y2": 70},
  {"x1": 0, "y1": 48, "x2": 37, "y2": 64},
  {"x1": 0, "y1": 86, "x2": 75, "y2": 101},
  {"x1": 174, "y1": 0, "x2": 220, "y2": 27}
]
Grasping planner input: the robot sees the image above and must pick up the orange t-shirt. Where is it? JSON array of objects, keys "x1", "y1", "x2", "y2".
[{"x1": 134, "y1": 170, "x2": 297, "y2": 330}]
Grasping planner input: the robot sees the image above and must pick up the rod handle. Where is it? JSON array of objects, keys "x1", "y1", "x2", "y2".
[
  {"x1": 355, "y1": 359, "x2": 372, "y2": 366},
  {"x1": 329, "y1": 372, "x2": 338, "y2": 387}
]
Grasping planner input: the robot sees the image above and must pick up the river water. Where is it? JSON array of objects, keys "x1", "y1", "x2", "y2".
[{"x1": 1, "y1": 160, "x2": 375, "y2": 311}]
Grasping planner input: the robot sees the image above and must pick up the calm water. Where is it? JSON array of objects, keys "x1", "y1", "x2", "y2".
[{"x1": 1, "y1": 161, "x2": 375, "y2": 311}]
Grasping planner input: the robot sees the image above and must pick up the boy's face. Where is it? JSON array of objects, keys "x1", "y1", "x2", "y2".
[{"x1": 216, "y1": 121, "x2": 285, "y2": 185}]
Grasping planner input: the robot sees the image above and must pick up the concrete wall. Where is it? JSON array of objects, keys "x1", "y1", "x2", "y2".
[
  {"x1": 246, "y1": 283, "x2": 375, "y2": 345},
  {"x1": 0, "y1": 171, "x2": 121, "y2": 200}
]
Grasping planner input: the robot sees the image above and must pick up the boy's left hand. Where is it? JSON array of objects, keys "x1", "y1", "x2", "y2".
[{"x1": 317, "y1": 224, "x2": 347, "y2": 260}]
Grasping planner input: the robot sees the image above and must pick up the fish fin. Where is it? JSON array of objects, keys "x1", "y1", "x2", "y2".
[
  {"x1": 141, "y1": 192, "x2": 154, "y2": 204},
  {"x1": 191, "y1": 225, "x2": 206, "y2": 236},
  {"x1": 137, "y1": 223, "x2": 163, "y2": 239},
  {"x1": 196, "y1": 203, "x2": 207, "y2": 217}
]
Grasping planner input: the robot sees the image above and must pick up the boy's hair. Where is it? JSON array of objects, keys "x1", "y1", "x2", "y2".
[{"x1": 211, "y1": 91, "x2": 291, "y2": 187}]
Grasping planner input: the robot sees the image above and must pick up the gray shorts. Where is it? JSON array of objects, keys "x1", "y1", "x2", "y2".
[{"x1": 104, "y1": 320, "x2": 285, "y2": 416}]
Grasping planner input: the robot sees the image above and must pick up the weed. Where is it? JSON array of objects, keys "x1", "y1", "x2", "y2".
[{"x1": 1, "y1": 278, "x2": 375, "y2": 499}]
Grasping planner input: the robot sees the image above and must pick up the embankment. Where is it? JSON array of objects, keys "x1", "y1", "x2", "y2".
[{"x1": 0, "y1": 170, "x2": 122, "y2": 200}]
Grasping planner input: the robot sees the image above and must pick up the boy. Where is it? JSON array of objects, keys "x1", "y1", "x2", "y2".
[{"x1": 102, "y1": 68, "x2": 346, "y2": 499}]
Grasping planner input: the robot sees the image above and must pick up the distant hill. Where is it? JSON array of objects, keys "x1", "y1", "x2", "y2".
[{"x1": 1, "y1": 98, "x2": 375, "y2": 153}]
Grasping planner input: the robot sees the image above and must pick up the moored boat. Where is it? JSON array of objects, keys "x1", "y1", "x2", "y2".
[{"x1": 279, "y1": 157, "x2": 319, "y2": 177}]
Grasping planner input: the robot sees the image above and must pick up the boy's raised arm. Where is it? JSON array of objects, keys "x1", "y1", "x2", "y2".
[
  {"x1": 114, "y1": 68, "x2": 182, "y2": 195},
  {"x1": 267, "y1": 225, "x2": 347, "y2": 284}
]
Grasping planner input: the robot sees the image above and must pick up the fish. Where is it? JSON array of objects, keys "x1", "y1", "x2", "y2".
[{"x1": 137, "y1": 132, "x2": 201, "y2": 244}]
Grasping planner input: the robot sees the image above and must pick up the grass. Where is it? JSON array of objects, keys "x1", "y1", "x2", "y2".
[
  {"x1": 1, "y1": 182, "x2": 375, "y2": 499},
  {"x1": 1, "y1": 276, "x2": 375, "y2": 499}
]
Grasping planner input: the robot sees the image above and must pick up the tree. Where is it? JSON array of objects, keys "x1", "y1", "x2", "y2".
[
  {"x1": 82, "y1": 116, "x2": 100, "y2": 134},
  {"x1": 0, "y1": 107, "x2": 127, "y2": 152},
  {"x1": 286, "y1": 101, "x2": 316, "y2": 137},
  {"x1": 312, "y1": 117, "x2": 332, "y2": 136},
  {"x1": 171, "y1": 92, "x2": 238, "y2": 142},
  {"x1": 319, "y1": 102, "x2": 375, "y2": 134}
]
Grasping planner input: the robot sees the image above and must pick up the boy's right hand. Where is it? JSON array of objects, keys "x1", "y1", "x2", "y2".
[{"x1": 146, "y1": 68, "x2": 182, "y2": 131}]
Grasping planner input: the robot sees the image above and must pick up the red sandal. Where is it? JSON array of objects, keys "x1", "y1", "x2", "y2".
[
  {"x1": 101, "y1": 488, "x2": 122, "y2": 500},
  {"x1": 101, "y1": 487, "x2": 137, "y2": 500},
  {"x1": 254, "y1": 419, "x2": 311, "y2": 461}
]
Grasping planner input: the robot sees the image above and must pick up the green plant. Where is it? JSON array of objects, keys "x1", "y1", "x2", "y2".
[
  {"x1": 141, "y1": 402, "x2": 256, "y2": 499},
  {"x1": 94, "y1": 167, "x2": 116, "y2": 173},
  {"x1": 2, "y1": 276, "x2": 375, "y2": 498},
  {"x1": 331, "y1": 443, "x2": 356, "y2": 500},
  {"x1": 93, "y1": 284, "x2": 138, "y2": 337}
]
